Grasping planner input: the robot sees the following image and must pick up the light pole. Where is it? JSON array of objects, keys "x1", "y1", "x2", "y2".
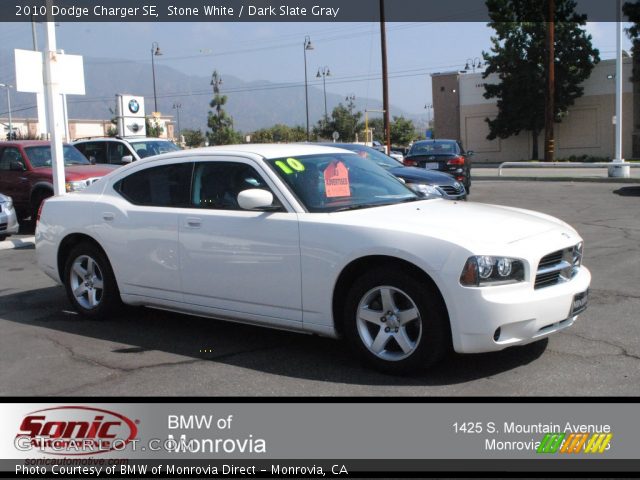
[
  {"x1": 424, "y1": 104, "x2": 432, "y2": 137},
  {"x1": 345, "y1": 94, "x2": 356, "y2": 140},
  {"x1": 0, "y1": 83, "x2": 13, "y2": 140},
  {"x1": 172, "y1": 102, "x2": 182, "y2": 141},
  {"x1": 464, "y1": 57, "x2": 483, "y2": 73},
  {"x1": 303, "y1": 35, "x2": 314, "y2": 141},
  {"x1": 316, "y1": 66, "x2": 330, "y2": 123},
  {"x1": 150, "y1": 41, "x2": 162, "y2": 113}
]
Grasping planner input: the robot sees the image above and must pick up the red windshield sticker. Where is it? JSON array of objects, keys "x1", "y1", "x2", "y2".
[{"x1": 324, "y1": 161, "x2": 351, "y2": 198}]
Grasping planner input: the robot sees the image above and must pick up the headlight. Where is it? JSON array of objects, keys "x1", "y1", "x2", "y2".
[
  {"x1": 65, "y1": 181, "x2": 88, "y2": 192},
  {"x1": 4, "y1": 197, "x2": 13, "y2": 210},
  {"x1": 406, "y1": 183, "x2": 442, "y2": 198},
  {"x1": 460, "y1": 256, "x2": 525, "y2": 287}
]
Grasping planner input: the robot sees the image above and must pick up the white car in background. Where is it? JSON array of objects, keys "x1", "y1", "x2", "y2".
[
  {"x1": 0, "y1": 193, "x2": 19, "y2": 241},
  {"x1": 36, "y1": 144, "x2": 591, "y2": 373}
]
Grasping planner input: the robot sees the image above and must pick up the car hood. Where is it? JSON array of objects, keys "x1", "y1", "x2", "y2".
[
  {"x1": 35, "y1": 165, "x2": 118, "y2": 179},
  {"x1": 388, "y1": 166, "x2": 456, "y2": 184},
  {"x1": 330, "y1": 199, "x2": 575, "y2": 246}
]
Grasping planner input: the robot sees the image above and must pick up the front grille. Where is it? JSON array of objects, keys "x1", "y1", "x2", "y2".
[
  {"x1": 0, "y1": 223, "x2": 7, "y2": 232},
  {"x1": 538, "y1": 250, "x2": 563, "y2": 269},
  {"x1": 534, "y1": 245, "x2": 582, "y2": 290},
  {"x1": 438, "y1": 185, "x2": 463, "y2": 196}
]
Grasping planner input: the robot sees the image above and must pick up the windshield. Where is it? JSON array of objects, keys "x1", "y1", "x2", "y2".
[
  {"x1": 339, "y1": 144, "x2": 401, "y2": 170},
  {"x1": 409, "y1": 141, "x2": 459, "y2": 156},
  {"x1": 130, "y1": 140, "x2": 180, "y2": 159},
  {"x1": 25, "y1": 145, "x2": 91, "y2": 167},
  {"x1": 266, "y1": 153, "x2": 417, "y2": 213}
]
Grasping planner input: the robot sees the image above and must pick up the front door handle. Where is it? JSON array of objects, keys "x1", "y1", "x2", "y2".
[
  {"x1": 186, "y1": 217, "x2": 202, "y2": 228},
  {"x1": 102, "y1": 212, "x2": 115, "y2": 221}
]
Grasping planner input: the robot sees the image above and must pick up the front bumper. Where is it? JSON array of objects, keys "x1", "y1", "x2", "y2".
[
  {"x1": 0, "y1": 208, "x2": 20, "y2": 237},
  {"x1": 450, "y1": 265, "x2": 591, "y2": 353}
]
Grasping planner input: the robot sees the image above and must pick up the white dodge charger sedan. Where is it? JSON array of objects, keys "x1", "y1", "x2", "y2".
[{"x1": 36, "y1": 144, "x2": 591, "y2": 373}]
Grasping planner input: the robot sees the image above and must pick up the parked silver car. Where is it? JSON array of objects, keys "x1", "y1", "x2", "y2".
[{"x1": 0, "y1": 193, "x2": 19, "y2": 241}]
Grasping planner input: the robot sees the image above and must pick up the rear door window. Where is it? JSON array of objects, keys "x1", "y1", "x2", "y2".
[{"x1": 114, "y1": 163, "x2": 193, "y2": 207}]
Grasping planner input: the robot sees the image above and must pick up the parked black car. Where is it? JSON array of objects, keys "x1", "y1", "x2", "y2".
[
  {"x1": 319, "y1": 143, "x2": 466, "y2": 200},
  {"x1": 403, "y1": 139, "x2": 473, "y2": 193}
]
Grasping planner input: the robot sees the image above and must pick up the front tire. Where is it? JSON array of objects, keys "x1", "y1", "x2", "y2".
[
  {"x1": 63, "y1": 242, "x2": 121, "y2": 319},
  {"x1": 343, "y1": 267, "x2": 450, "y2": 374}
]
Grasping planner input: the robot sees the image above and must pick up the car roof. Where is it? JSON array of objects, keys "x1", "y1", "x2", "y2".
[
  {"x1": 73, "y1": 137, "x2": 168, "y2": 143},
  {"x1": 151, "y1": 143, "x2": 354, "y2": 161},
  {"x1": 0, "y1": 140, "x2": 53, "y2": 147},
  {"x1": 413, "y1": 139, "x2": 458, "y2": 144}
]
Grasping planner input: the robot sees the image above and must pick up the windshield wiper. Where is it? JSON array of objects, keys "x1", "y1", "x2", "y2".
[
  {"x1": 333, "y1": 198, "x2": 417, "y2": 212},
  {"x1": 333, "y1": 203, "x2": 383, "y2": 212}
]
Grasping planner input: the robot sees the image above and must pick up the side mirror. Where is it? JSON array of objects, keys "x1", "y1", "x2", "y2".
[
  {"x1": 237, "y1": 189, "x2": 276, "y2": 211},
  {"x1": 88, "y1": 155, "x2": 97, "y2": 165},
  {"x1": 9, "y1": 161, "x2": 25, "y2": 172},
  {"x1": 121, "y1": 155, "x2": 134, "y2": 164}
]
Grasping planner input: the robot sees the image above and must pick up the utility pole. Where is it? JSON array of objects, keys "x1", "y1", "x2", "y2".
[
  {"x1": 380, "y1": 0, "x2": 391, "y2": 154},
  {"x1": 544, "y1": 0, "x2": 555, "y2": 162}
]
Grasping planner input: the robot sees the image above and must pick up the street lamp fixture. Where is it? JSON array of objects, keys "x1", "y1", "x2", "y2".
[
  {"x1": 424, "y1": 103, "x2": 433, "y2": 127},
  {"x1": 0, "y1": 83, "x2": 13, "y2": 140},
  {"x1": 303, "y1": 35, "x2": 314, "y2": 141},
  {"x1": 172, "y1": 102, "x2": 182, "y2": 141},
  {"x1": 316, "y1": 66, "x2": 331, "y2": 123},
  {"x1": 464, "y1": 57, "x2": 483, "y2": 73},
  {"x1": 151, "y1": 41, "x2": 162, "y2": 114}
]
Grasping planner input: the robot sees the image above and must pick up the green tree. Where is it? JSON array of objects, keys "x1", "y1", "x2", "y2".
[
  {"x1": 249, "y1": 124, "x2": 307, "y2": 143},
  {"x1": 145, "y1": 117, "x2": 164, "y2": 138},
  {"x1": 624, "y1": 2, "x2": 640, "y2": 81},
  {"x1": 483, "y1": 0, "x2": 599, "y2": 159},
  {"x1": 313, "y1": 102, "x2": 362, "y2": 141},
  {"x1": 390, "y1": 116, "x2": 417, "y2": 146},
  {"x1": 182, "y1": 129, "x2": 206, "y2": 148},
  {"x1": 207, "y1": 70, "x2": 241, "y2": 145}
]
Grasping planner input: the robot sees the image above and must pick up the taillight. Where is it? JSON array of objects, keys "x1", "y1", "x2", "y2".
[
  {"x1": 403, "y1": 158, "x2": 417, "y2": 167},
  {"x1": 36, "y1": 201, "x2": 45, "y2": 225},
  {"x1": 447, "y1": 156, "x2": 465, "y2": 166}
]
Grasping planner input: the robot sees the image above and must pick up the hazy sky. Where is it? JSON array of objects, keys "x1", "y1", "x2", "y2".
[{"x1": 0, "y1": 20, "x2": 632, "y2": 117}]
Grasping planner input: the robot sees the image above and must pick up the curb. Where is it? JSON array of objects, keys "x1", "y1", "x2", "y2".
[
  {"x1": 473, "y1": 176, "x2": 640, "y2": 184},
  {"x1": 0, "y1": 236, "x2": 36, "y2": 251}
]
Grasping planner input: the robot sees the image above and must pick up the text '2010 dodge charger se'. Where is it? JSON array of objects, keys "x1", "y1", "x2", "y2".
[{"x1": 36, "y1": 144, "x2": 591, "y2": 373}]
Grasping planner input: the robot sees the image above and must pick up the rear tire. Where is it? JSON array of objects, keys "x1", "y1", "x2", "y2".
[
  {"x1": 63, "y1": 242, "x2": 121, "y2": 319},
  {"x1": 343, "y1": 267, "x2": 450, "y2": 374}
]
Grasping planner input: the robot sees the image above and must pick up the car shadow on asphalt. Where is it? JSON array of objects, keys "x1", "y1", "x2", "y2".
[
  {"x1": 0, "y1": 286, "x2": 548, "y2": 389},
  {"x1": 613, "y1": 186, "x2": 640, "y2": 197}
]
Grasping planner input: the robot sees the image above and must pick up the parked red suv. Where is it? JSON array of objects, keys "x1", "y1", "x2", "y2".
[{"x1": 0, "y1": 141, "x2": 116, "y2": 220}]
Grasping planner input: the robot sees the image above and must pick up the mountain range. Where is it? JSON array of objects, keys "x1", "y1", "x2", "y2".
[{"x1": 1, "y1": 49, "x2": 426, "y2": 134}]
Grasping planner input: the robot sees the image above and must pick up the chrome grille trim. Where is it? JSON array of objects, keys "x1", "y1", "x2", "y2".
[{"x1": 535, "y1": 245, "x2": 582, "y2": 290}]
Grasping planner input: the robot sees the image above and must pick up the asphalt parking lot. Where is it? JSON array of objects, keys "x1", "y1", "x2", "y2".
[{"x1": 1, "y1": 180, "x2": 639, "y2": 396}]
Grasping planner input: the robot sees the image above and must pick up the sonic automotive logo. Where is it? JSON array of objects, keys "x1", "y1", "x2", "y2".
[
  {"x1": 15, "y1": 406, "x2": 138, "y2": 455},
  {"x1": 128, "y1": 99, "x2": 140, "y2": 114}
]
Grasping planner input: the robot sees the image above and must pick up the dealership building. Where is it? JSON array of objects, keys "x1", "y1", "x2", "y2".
[
  {"x1": 0, "y1": 115, "x2": 175, "y2": 142},
  {"x1": 431, "y1": 58, "x2": 633, "y2": 163}
]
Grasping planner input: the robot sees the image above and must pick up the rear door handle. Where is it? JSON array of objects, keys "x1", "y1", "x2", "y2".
[
  {"x1": 186, "y1": 217, "x2": 202, "y2": 228},
  {"x1": 102, "y1": 212, "x2": 115, "y2": 221}
]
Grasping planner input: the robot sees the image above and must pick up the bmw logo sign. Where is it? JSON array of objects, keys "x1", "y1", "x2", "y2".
[{"x1": 128, "y1": 99, "x2": 140, "y2": 114}]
